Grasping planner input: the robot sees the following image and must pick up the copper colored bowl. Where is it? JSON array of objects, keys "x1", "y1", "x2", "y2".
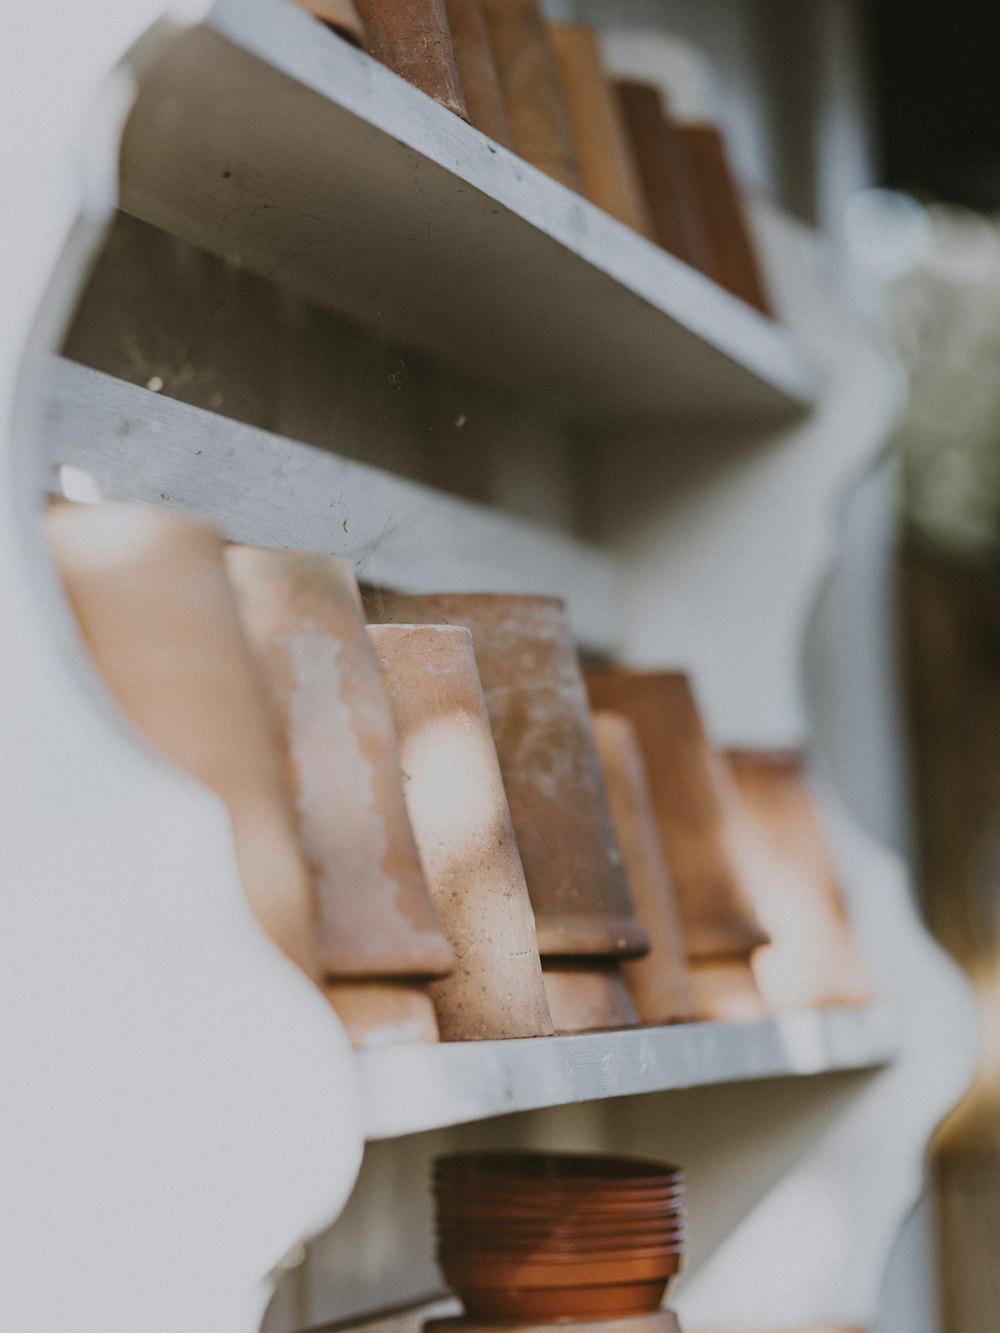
[
  {"x1": 434, "y1": 1193, "x2": 684, "y2": 1223},
  {"x1": 456, "y1": 1278, "x2": 672, "y2": 1321},
  {"x1": 440, "y1": 1252, "x2": 680, "y2": 1288},
  {"x1": 436, "y1": 1222, "x2": 685, "y2": 1247}
]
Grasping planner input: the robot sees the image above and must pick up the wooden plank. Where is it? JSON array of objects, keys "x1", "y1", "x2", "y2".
[
  {"x1": 357, "y1": 1002, "x2": 896, "y2": 1140},
  {"x1": 115, "y1": 0, "x2": 816, "y2": 425},
  {"x1": 42, "y1": 357, "x2": 621, "y2": 649}
]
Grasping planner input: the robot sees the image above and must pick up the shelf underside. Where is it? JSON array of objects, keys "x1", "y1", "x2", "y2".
[
  {"x1": 358, "y1": 1002, "x2": 895, "y2": 1140},
  {"x1": 43, "y1": 358, "x2": 620, "y2": 650},
  {"x1": 117, "y1": 0, "x2": 815, "y2": 426}
]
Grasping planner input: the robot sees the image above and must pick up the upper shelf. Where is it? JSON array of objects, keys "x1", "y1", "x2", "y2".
[
  {"x1": 358, "y1": 1003, "x2": 895, "y2": 1140},
  {"x1": 118, "y1": 0, "x2": 816, "y2": 427}
]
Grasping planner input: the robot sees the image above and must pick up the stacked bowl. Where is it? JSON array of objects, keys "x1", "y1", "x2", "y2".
[{"x1": 434, "y1": 1152, "x2": 685, "y2": 1321}]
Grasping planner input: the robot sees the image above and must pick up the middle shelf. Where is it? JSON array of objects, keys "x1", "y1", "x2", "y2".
[{"x1": 358, "y1": 1003, "x2": 895, "y2": 1141}]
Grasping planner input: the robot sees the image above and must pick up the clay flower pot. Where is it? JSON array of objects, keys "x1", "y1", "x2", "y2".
[
  {"x1": 224, "y1": 546, "x2": 456, "y2": 1048},
  {"x1": 676, "y1": 121, "x2": 774, "y2": 315},
  {"x1": 547, "y1": 23, "x2": 653, "y2": 238},
  {"x1": 291, "y1": 0, "x2": 365, "y2": 45},
  {"x1": 541, "y1": 959, "x2": 639, "y2": 1032},
  {"x1": 592, "y1": 711, "x2": 697, "y2": 1025},
  {"x1": 354, "y1": 0, "x2": 469, "y2": 120},
  {"x1": 45, "y1": 503, "x2": 319, "y2": 980},
  {"x1": 367, "y1": 623, "x2": 553, "y2": 1040},
  {"x1": 724, "y1": 749, "x2": 875, "y2": 1013},
  {"x1": 613, "y1": 80, "x2": 714, "y2": 275},
  {"x1": 444, "y1": 0, "x2": 514, "y2": 147},
  {"x1": 586, "y1": 670, "x2": 769, "y2": 1021},
  {"x1": 368, "y1": 594, "x2": 649, "y2": 961},
  {"x1": 479, "y1": 0, "x2": 584, "y2": 191}
]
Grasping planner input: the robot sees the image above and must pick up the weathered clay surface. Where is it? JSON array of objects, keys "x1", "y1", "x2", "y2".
[
  {"x1": 677, "y1": 122, "x2": 774, "y2": 315},
  {"x1": 725, "y1": 749, "x2": 875, "y2": 1012},
  {"x1": 541, "y1": 959, "x2": 640, "y2": 1032},
  {"x1": 479, "y1": 0, "x2": 584, "y2": 190},
  {"x1": 585, "y1": 670, "x2": 769, "y2": 963},
  {"x1": 445, "y1": 0, "x2": 514, "y2": 147},
  {"x1": 225, "y1": 546, "x2": 455, "y2": 980},
  {"x1": 369, "y1": 623, "x2": 553, "y2": 1040},
  {"x1": 687, "y1": 958, "x2": 765, "y2": 1022},
  {"x1": 547, "y1": 24, "x2": 652, "y2": 237},
  {"x1": 614, "y1": 80, "x2": 714, "y2": 274},
  {"x1": 324, "y1": 979, "x2": 441, "y2": 1048},
  {"x1": 46, "y1": 503, "x2": 320, "y2": 980},
  {"x1": 368, "y1": 593, "x2": 649, "y2": 959},
  {"x1": 354, "y1": 0, "x2": 469, "y2": 120},
  {"x1": 592, "y1": 711, "x2": 696, "y2": 1024},
  {"x1": 291, "y1": 0, "x2": 366, "y2": 44}
]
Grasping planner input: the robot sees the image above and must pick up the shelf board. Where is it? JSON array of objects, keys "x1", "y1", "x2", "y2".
[
  {"x1": 42, "y1": 357, "x2": 620, "y2": 650},
  {"x1": 117, "y1": 0, "x2": 816, "y2": 426},
  {"x1": 358, "y1": 1002, "x2": 895, "y2": 1140}
]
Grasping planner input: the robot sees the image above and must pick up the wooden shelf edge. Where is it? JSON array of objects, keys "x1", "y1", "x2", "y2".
[{"x1": 358, "y1": 1001, "x2": 896, "y2": 1141}]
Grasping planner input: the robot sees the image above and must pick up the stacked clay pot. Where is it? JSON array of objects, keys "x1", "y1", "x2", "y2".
[
  {"x1": 367, "y1": 592, "x2": 649, "y2": 1033},
  {"x1": 434, "y1": 1152, "x2": 685, "y2": 1321}
]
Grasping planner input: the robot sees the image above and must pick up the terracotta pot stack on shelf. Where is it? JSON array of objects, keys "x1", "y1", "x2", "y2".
[
  {"x1": 46, "y1": 501, "x2": 875, "y2": 1046},
  {"x1": 587, "y1": 670, "x2": 770, "y2": 1022},
  {"x1": 431, "y1": 1152, "x2": 685, "y2": 1323},
  {"x1": 366, "y1": 592, "x2": 649, "y2": 1033}
]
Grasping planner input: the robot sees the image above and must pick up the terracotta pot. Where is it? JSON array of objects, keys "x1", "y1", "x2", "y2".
[
  {"x1": 46, "y1": 503, "x2": 319, "y2": 980},
  {"x1": 479, "y1": 0, "x2": 584, "y2": 191},
  {"x1": 592, "y1": 711, "x2": 697, "y2": 1025},
  {"x1": 368, "y1": 594, "x2": 649, "y2": 960},
  {"x1": 585, "y1": 671, "x2": 768, "y2": 961},
  {"x1": 224, "y1": 547, "x2": 455, "y2": 988},
  {"x1": 354, "y1": 0, "x2": 469, "y2": 120},
  {"x1": 687, "y1": 959, "x2": 766, "y2": 1023},
  {"x1": 367, "y1": 624, "x2": 553, "y2": 1040},
  {"x1": 444, "y1": 0, "x2": 514, "y2": 147},
  {"x1": 453, "y1": 1281, "x2": 671, "y2": 1321},
  {"x1": 546, "y1": 23, "x2": 653, "y2": 237},
  {"x1": 676, "y1": 122, "x2": 774, "y2": 315},
  {"x1": 440, "y1": 1252, "x2": 680, "y2": 1288},
  {"x1": 424, "y1": 1309, "x2": 682, "y2": 1333},
  {"x1": 542, "y1": 959, "x2": 640, "y2": 1033},
  {"x1": 613, "y1": 80, "x2": 714, "y2": 274},
  {"x1": 437, "y1": 1224, "x2": 685, "y2": 1250},
  {"x1": 440, "y1": 1231, "x2": 688, "y2": 1253},
  {"x1": 324, "y1": 979, "x2": 441, "y2": 1048},
  {"x1": 724, "y1": 749, "x2": 875, "y2": 1013},
  {"x1": 436, "y1": 1192, "x2": 684, "y2": 1219},
  {"x1": 291, "y1": 0, "x2": 365, "y2": 45}
]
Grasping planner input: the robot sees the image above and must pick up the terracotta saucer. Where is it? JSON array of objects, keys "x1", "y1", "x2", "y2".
[
  {"x1": 440, "y1": 1252, "x2": 680, "y2": 1287},
  {"x1": 424, "y1": 1311, "x2": 682, "y2": 1333},
  {"x1": 455, "y1": 1278, "x2": 672, "y2": 1320}
]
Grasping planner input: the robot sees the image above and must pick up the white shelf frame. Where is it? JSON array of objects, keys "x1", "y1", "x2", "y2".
[
  {"x1": 358, "y1": 1003, "x2": 896, "y2": 1141},
  {"x1": 115, "y1": 0, "x2": 816, "y2": 426}
]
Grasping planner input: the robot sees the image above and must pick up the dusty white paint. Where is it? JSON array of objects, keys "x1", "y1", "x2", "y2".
[{"x1": 0, "y1": 4, "x2": 363, "y2": 1331}]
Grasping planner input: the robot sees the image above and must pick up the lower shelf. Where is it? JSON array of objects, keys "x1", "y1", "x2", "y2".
[{"x1": 358, "y1": 1002, "x2": 895, "y2": 1140}]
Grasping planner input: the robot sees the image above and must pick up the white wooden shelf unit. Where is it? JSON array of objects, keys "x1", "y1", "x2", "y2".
[{"x1": 117, "y1": 0, "x2": 816, "y2": 426}]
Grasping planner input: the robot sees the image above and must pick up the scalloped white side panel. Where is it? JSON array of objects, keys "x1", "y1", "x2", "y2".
[{"x1": 0, "y1": 4, "x2": 363, "y2": 1331}]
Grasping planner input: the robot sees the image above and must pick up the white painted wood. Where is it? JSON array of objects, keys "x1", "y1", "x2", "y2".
[
  {"x1": 359, "y1": 1005, "x2": 895, "y2": 1141},
  {"x1": 43, "y1": 357, "x2": 620, "y2": 651},
  {"x1": 115, "y1": 0, "x2": 816, "y2": 425},
  {"x1": 0, "y1": 5, "x2": 364, "y2": 1332}
]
